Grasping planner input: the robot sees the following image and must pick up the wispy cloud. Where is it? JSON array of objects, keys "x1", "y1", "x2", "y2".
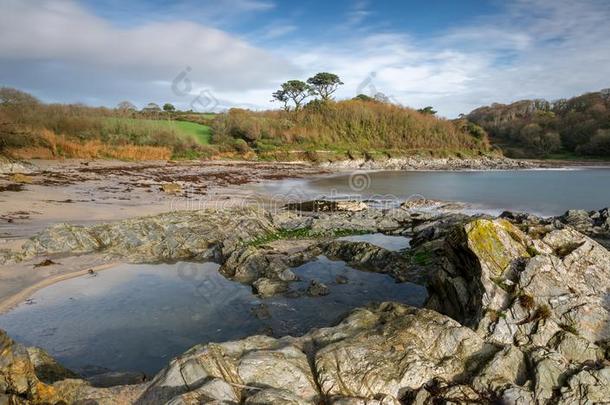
[
  {"x1": 280, "y1": 0, "x2": 610, "y2": 116},
  {"x1": 346, "y1": 0, "x2": 370, "y2": 26},
  {"x1": 1, "y1": 0, "x2": 609, "y2": 116}
]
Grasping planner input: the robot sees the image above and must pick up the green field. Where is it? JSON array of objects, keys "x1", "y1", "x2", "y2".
[{"x1": 105, "y1": 118, "x2": 212, "y2": 145}]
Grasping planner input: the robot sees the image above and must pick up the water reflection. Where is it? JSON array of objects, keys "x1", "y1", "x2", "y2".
[{"x1": 0, "y1": 260, "x2": 425, "y2": 375}]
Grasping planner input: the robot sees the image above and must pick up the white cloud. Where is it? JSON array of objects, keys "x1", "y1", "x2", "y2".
[
  {"x1": 1, "y1": 0, "x2": 609, "y2": 116},
  {"x1": 276, "y1": 0, "x2": 610, "y2": 117},
  {"x1": 0, "y1": 0, "x2": 296, "y2": 108}
]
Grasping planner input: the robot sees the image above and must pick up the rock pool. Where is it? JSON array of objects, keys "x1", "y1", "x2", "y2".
[{"x1": 0, "y1": 255, "x2": 425, "y2": 375}]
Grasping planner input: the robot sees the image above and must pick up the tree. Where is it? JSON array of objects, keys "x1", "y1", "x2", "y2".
[
  {"x1": 271, "y1": 89, "x2": 290, "y2": 111},
  {"x1": 142, "y1": 102, "x2": 161, "y2": 113},
  {"x1": 273, "y1": 80, "x2": 312, "y2": 111},
  {"x1": 116, "y1": 101, "x2": 136, "y2": 111},
  {"x1": 0, "y1": 87, "x2": 39, "y2": 107},
  {"x1": 353, "y1": 94, "x2": 375, "y2": 102},
  {"x1": 418, "y1": 106, "x2": 437, "y2": 115},
  {"x1": 163, "y1": 103, "x2": 176, "y2": 112},
  {"x1": 374, "y1": 92, "x2": 391, "y2": 103},
  {"x1": 306, "y1": 72, "x2": 343, "y2": 101}
]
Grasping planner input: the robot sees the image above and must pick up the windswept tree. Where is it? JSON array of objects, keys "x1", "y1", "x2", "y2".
[
  {"x1": 306, "y1": 72, "x2": 343, "y2": 101},
  {"x1": 163, "y1": 103, "x2": 176, "y2": 112},
  {"x1": 418, "y1": 106, "x2": 437, "y2": 115},
  {"x1": 0, "y1": 87, "x2": 39, "y2": 107},
  {"x1": 272, "y1": 80, "x2": 312, "y2": 111},
  {"x1": 116, "y1": 101, "x2": 136, "y2": 111},
  {"x1": 142, "y1": 102, "x2": 161, "y2": 113},
  {"x1": 271, "y1": 89, "x2": 290, "y2": 111}
]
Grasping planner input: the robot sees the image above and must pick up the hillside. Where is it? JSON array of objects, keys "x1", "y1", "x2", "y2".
[
  {"x1": 211, "y1": 99, "x2": 491, "y2": 160},
  {"x1": 467, "y1": 89, "x2": 610, "y2": 158},
  {"x1": 1, "y1": 87, "x2": 492, "y2": 161}
]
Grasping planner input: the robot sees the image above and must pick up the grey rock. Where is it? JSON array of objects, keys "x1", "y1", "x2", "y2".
[
  {"x1": 252, "y1": 278, "x2": 288, "y2": 298},
  {"x1": 315, "y1": 305, "x2": 494, "y2": 398},
  {"x1": 26, "y1": 346, "x2": 79, "y2": 384},
  {"x1": 306, "y1": 279, "x2": 330, "y2": 296},
  {"x1": 245, "y1": 388, "x2": 315, "y2": 405}
]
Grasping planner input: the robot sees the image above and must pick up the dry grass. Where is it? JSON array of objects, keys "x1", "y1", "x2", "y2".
[
  {"x1": 7, "y1": 129, "x2": 171, "y2": 161},
  {"x1": 213, "y1": 100, "x2": 490, "y2": 153},
  {"x1": 518, "y1": 293, "x2": 536, "y2": 310},
  {"x1": 102, "y1": 145, "x2": 171, "y2": 160}
]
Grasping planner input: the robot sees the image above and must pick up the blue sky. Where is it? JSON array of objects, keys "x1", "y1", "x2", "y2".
[{"x1": 1, "y1": 0, "x2": 609, "y2": 117}]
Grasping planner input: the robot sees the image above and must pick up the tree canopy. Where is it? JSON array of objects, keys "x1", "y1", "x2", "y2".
[
  {"x1": 418, "y1": 106, "x2": 437, "y2": 115},
  {"x1": 306, "y1": 72, "x2": 343, "y2": 100},
  {"x1": 467, "y1": 89, "x2": 610, "y2": 157},
  {"x1": 272, "y1": 80, "x2": 312, "y2": 111},
  {"x1": 117, "y1": 101, "x2": 137, "y2": 111},
  {"x1": 163, "y1": 103, "x2": 176, "y2": 112},
  {"x1": 0, "y1": 87, "x2": 39, "y2": 107}
]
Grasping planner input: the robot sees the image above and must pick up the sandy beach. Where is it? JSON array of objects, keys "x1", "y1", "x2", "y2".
[{"x1": 0, "y1": 159, "x2": 327, "y2": 310}]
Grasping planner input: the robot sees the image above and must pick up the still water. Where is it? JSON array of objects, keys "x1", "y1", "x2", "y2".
[
  {"x1": 254, "y1": 168, "x2": 610, "y2": 215},
  {"x1": 0, "y1": 252, "x2": 424, "y2": 375}
]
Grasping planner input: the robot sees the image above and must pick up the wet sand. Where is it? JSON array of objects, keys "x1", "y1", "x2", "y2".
[
  {"x1": 0, "y1": 159, "x2": 325, "y2": 239},
  {"x1": 0, "y1": 159, "x2": 327, "y2": 310}
]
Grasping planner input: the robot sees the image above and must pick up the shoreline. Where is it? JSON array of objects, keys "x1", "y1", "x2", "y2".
[
  {"x1": 0, "y1": 260, "x2": 121, "y2": 314},
  {"x1": 1, "y1": 157, "x2": 608, "y2": 312}
]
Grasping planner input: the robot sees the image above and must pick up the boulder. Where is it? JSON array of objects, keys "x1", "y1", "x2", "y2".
[
  {"x1": 315, "y1": 305, "x2": 495, "y2": 399},
  {"x1": 306, "y1": 279, "x2": 330, "y2": 296},
  {"x1": 237, "y1": 345, "x2": 318, "y2": 401},
  {"x1": 26, "y1": 346, "x2": 78, "y2": 384},
  {"x1": 252, "y1": 278, "x2": 288, "y2": 298}
]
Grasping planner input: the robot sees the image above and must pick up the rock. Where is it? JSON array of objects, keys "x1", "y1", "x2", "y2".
[
  {"x1": 26, "y1": 346, "x2": 78, "y2": 384},
  {"x1": 8, "y1": 173, "x2": 33, "y2": 184},
  {"x1": 86, "y1": 371, "x2": 147, "y2": 388},
  {"x1": 500, "y1": 385, "x2": 535, "y2": 405},
  {"x1": 335, "y1": 275, "x2": 349, "y2": 284},
  {"x1": 285, "y1": 200, "x2": 368, "y2": 212},
  {"x1": 529, "y1": 347, "x2": 571, "y2": 402},
  {"x1": 220, "y1": 240, "x2": 308, "y2": 284},
  {"x1": 331, "y1": 396, "x2": 401, "y2": 404},
  {"x1": 556, "y1": 366, "x2": 610, "y2": 404},
  {"x1": 165, "y1": 378, "x2": 239, "y2": 404},
  {"x1": 407, "y1": 380, "x2": 484, "y2": 404},
  {"x1": 319, "y1": 156, "x2": 534, "y2": 171},
  {"x1": 162, "y1": 182, "x2": 182, "y2": 194},
  {"x1": 0, "y1": 330, "x2": 42, "y2": 399},
  {"x1": 315, "y1": 305, "x2": 494, "y2": 399},
  {"x1": 306, "y1": 279, "x2": 329, "y2": 296},
  {"x1": 319, "y1": 240, "x2": 425, "y2": 284},
  {"x1": 23, "y1": 207, "x2": 276, "y2": 263},
  {"x1": 252, "y1": 278, "x2": 288, "y2": 298},
  {"x1": 471, "y1": 345, "x2": 527, "y2": 394},
  {"x1": 250, "y1": 303, "x2": 271, "y2": 320},
  {"x1": 245, "y1": 388, "x2": 314, "y2": 405},
  {"x1": 427, "y1": 219, "x2": 530, "y2": 326},
  {"x1": 0, "y1": 158, "x2": 32, "y2": 175},
  {"x1": 237, "y1": 345, "x2": 318, "y2": 402},
  {"x1": 547, "y1": 331, "x2": 605, "y2": 364}
]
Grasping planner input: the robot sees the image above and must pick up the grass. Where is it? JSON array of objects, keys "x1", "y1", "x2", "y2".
[
  {"x1": 104, "y1": 118, "x2": 211, "y2": 145},
  {"x1": 211, "y1": 100, "x2": 491, "y2": 156}
]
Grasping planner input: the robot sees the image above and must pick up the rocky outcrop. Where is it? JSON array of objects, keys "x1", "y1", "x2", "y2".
[
  {"x1": 1, "y1": 205, "x2": 609, "y2": 404},
  {"x1": 0, "y1": 329, "x2": 148, "y2": 404},
  {"x1": 501, "y1": 207, "x2": 610, "y2": 248},
  {"x1": 319, "y1": 156, "x2": 535, "y2": 171},
  {"x1": 22, "y1": 207, "x2": 276, "y2": 263},
  {"x1": 285, "y1": 200, "x2": 368, "y2": 212}
]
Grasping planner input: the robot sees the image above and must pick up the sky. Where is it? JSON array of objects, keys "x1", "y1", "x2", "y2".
[{"x1": 1, "y1": 0, "x2": 609, "y2": 117}]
